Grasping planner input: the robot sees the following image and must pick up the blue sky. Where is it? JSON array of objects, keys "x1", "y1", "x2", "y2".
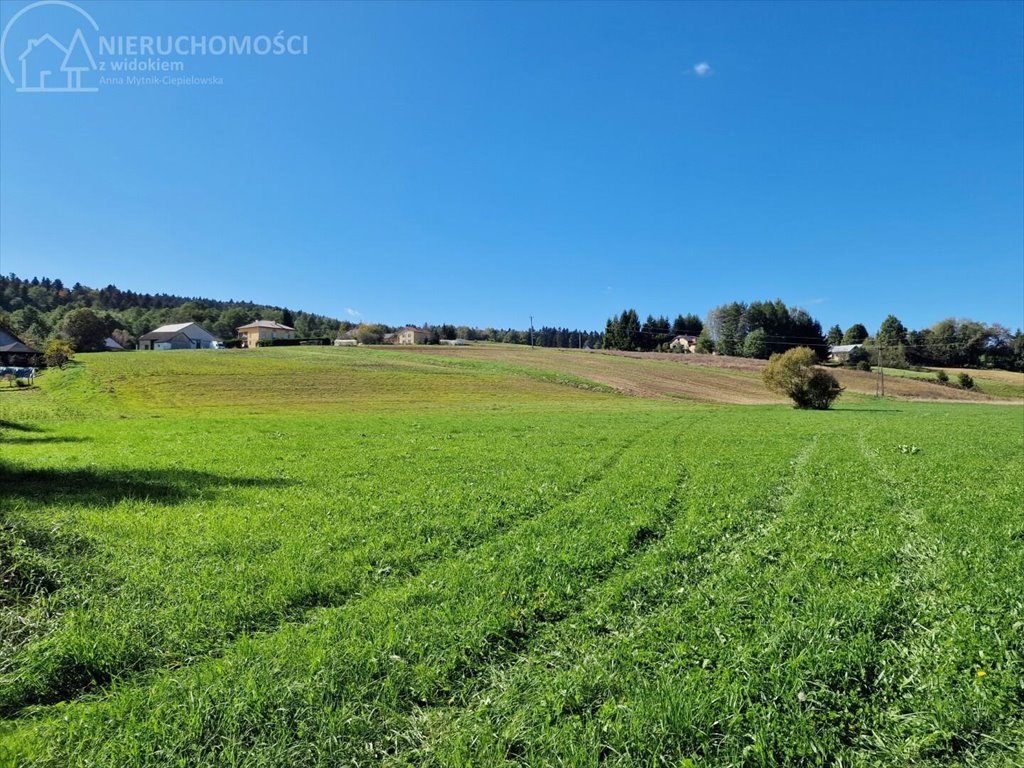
[{"x1": 1, "y1": 0, "x2": 1022, "y2": 332}]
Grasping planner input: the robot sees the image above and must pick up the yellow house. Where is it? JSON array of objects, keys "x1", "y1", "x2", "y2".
[
  {"x1": 237, "y1": 320, "x2": 297, "y2": 348},
  {"x1": 397, "y1": 326, "x2": 429, "y2": 344}
]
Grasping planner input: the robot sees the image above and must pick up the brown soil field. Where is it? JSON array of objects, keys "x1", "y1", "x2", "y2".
[{"x1": 376, "y1": 344, "x2": 1017, "y2": 405}]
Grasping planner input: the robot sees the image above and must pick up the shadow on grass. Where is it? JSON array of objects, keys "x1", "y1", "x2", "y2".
[
  {"x1": 0, "y1": 462, "x2": 294, "y2": 717},
  {"x1": 0, "y1": 419, "x2": 43, "y2": 432},
  {"x1": 1, "y1": 436, "x2": 91, "y2": 445},
  {"x1": 0, "y1": 463, "x2": 293, "y2": 507}
]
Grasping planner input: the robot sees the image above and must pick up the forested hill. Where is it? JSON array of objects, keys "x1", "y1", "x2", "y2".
[
  {"x1": 0, "y1": 274, "x2": 603, "y2": 351},
  {"x1": 0, "y1": 274, "x2": 341, "y2": 347}
]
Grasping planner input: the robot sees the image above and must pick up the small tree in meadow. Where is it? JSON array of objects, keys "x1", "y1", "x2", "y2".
[
  {"x1": 694, "y1": 329, "x2": 715, "y2": 354},
  {"x1": 61, "y1": 308, "x2": 110, "y2": 352},
  {"x1": 763, "y1": 346, "x2": 843, "y2": 410},
  {"x1": 43, "y1": 339, "x2": 75, "y2": 369}
]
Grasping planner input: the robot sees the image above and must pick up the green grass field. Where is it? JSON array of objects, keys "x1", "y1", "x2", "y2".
[{"x1": 2, "y1": 348, "x2": 1022, "y2": 767}]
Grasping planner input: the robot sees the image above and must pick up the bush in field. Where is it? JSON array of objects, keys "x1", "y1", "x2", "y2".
[
  {"x1": 935, "y1": 370, "x2": 949, "y2": 384},
  {"x1": 43, "y1": 339, "x2": 75, "y2": 369},
  {"x1": 856, "y1": 360, "x2": 872, "y2": 372},
  {"x1": 763, "y1": 347, "x2": 843, "y2": 409},
  {"x1": 958, "y1": 372, "x2": 975, "y2": 390}
]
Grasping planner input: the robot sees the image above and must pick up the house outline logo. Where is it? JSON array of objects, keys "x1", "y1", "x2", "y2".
[{"x1": 1, "y1": 0, "x2": 100, "y2": 93}]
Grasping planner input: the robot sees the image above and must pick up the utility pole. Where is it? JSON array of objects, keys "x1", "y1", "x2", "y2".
[
  {"x1": 876, "y1": 343, "x2": 885, "y2": 397},
  {"x1": 529, "y1": 315, "x2": 534, "y2": 348}
]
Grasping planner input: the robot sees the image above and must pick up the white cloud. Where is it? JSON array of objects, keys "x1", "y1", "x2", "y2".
[
  {"x1": 345, "y1": 307, "x2": 361, "y2": 318},
  {"x1": 693, "y1": 62, "x2": 712, "y2": 77}
]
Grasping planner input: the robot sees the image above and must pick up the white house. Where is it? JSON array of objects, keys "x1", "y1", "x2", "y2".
[
  {"x1": 138, "y1": 323, "x2": 219, "y2": 350},
  {"x1": 829, "y1": 343, "x2": 863, "y2": 362},
  {"x1": 669, "y1": 334, "x2": 699, "y2": 352}
]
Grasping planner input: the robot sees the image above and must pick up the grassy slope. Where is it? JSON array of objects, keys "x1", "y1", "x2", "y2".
[{"x1": 1, "y1": 348, "x2": 1022, "y2": 767}]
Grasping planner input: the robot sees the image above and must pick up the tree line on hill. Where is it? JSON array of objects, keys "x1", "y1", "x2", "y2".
[
  {"x1": 0, "y1": 274, "x2": 341, "y2": 349},
  {"x1": 858, "y1": 314, "x2": 1023, "y2": 371},
  {"x1": 603, "y1": 311, "x2": 704, "y2": 352},
  {"x1": 0, "y1": 275, "x2": 601, "y2": 354},
  {"x1": 602, "y1": 301, "x2": 1023, "y2": 371},
  {"x1": 3, "y1": 275, "x2": 1021, "y2": 371},
  {"x1": 345, "y1": 322, "x2": 602, "y2": 348},
  {"x1": 604, "y1": 301, "x2": 827, "y2": 359}
]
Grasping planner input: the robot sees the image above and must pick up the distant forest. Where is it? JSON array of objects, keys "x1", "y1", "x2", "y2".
[
  {"x1": 2, "y1": 274, "x2": 1020, "y2": 370},
  {"x1": 600, "y1": 301, "x2": 1022, "y2": 371},
  {"x1": 0, "y1": 274, "x2": 601, "y2": 351}
]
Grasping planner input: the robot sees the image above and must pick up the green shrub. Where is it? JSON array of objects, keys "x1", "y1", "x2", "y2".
[
  {"x1": 935, "y1": 370, "x2": 949, "y2": 384},
  {"x1": 763, "y1": 347, "x2": 844, "y2": 410},
  {"x1": 43, "y1": 339, "x2": 75, "y2": 369},
  {"x1": 958, "y1": 373, "x2": 975, "y2": 390},
  {"x1": 856, "y1": 360, "x2": 872, "y2": 372}
]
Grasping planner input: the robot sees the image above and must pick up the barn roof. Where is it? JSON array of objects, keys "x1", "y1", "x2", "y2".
[
  {"x1": 138, "y1": 330, "x2": 189, "y2": 342},
  {"x1": 150, "y1": 322, "x2": 195, "y2": 333},
  {"x1": 0, "y1": 341, "x2": 37, "y2": 354},
  {"x1": 0, "y1": 328, "x2": 38, "y2": 354},
  {"x1": 139, "y1": 323, "x2": 216, "y2": 341}
]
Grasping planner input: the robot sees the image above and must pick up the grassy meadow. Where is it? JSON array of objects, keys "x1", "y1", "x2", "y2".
[{"x1": 1, "y1": 346, "x2": 1022, "y2": 767}]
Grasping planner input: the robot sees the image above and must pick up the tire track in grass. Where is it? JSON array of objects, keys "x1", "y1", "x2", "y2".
[
  {"x1": 5, "y1": 414, "x2": 709, "y2": 766},
  {"x1": 414, "y1": 428, "x2": 950, "y2": 767},
  {"x1": 854, "y1": 430, "x2": 1024, "y2": 766},
  {"x1": 0, "y1": 418, "x2": 661, "y2": 719},
  {"x1": 399, "y1": 432, "x2": 820, "y2": 765},
  {"x1": 606, "y1": 428, "x2": 1011, "y2": 768}
]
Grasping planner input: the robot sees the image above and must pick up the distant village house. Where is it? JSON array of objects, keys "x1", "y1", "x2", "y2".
[
  {"x1": 829, "y1": 343, "x2": 863, "y2": 362},
  {"x1": 237, "y1": 320, "x2": 297, "y2": 348},
  {"x1": 138, "y1": 323, "x2": 219, "y2": 350},
  {"x1": 397, "y1": 326, "x2": 429, "y2": 344},
  {"x1": 669, "y1": 334, "x2": 699, "y2": 353}
]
